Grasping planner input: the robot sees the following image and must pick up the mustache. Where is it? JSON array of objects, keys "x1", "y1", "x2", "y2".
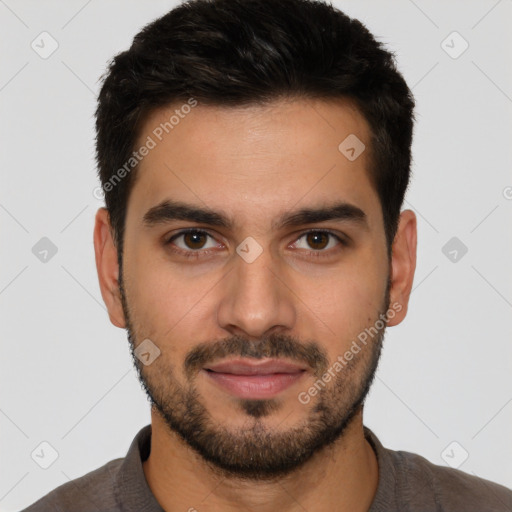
[{"x1": 184, "y1": 333, "x2": 329, "y2": 381}]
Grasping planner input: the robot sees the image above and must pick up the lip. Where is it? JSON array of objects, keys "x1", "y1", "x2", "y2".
[
  {"x1": 205, "y1": 358, "x2": 307, "y2": 375},
  {"x1": 203, "y1": 358, "x2": 308, "y2": 399}
]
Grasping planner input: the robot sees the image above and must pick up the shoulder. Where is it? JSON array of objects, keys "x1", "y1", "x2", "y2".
[
  {"x1": 392, "y1": 448, "x2": 512, "y2": 511},
  {"x1": 20, "y1": 458, "x2": 123, "y2": 512},
  {"x1": 365, "y1": 427, "x2": 512, "y2": 511}
]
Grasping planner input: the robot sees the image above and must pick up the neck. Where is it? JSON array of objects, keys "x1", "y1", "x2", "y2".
[{"x1": 142, "y1": 408, "x2": 379, "y2": 512}]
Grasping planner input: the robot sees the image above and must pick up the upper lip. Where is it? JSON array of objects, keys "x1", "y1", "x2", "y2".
[{"x1": 204, "y1": 358, "x2": 307, "y2": 375}]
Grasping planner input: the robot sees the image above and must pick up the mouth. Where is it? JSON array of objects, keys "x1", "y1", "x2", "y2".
[{"x1": 202, "y1": 358, "x2": 308, "y2": 399}]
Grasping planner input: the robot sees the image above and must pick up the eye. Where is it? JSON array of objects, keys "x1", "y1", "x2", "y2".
[
  {"x1": 291, "y1": 230, "x2": 346, "y2": 255},
  {"x1": 165, "y1": 229, "x2": 222, "y2": 259}
]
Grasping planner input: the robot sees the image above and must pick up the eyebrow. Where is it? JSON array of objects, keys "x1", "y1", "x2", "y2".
[{"x1": 142, "y1": 199, "x2": 368, "y2": 231}]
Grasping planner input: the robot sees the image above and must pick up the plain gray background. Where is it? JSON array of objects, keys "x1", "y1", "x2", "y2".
[{"x1": 1, "y1": 0, "x2": 511, "y2": 510}]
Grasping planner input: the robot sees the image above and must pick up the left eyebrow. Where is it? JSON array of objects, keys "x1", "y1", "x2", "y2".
[
  {"x1": 273, "y1": 202, "x2": 368, "y2": 231},
  {"x1": 142, "y1": 199, "x2": 368, "y2": 231}
]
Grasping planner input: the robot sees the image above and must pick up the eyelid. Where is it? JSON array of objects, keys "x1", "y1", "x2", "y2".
[{"x1": 296, "y1": 228, "x2": 350, "y2": 245}]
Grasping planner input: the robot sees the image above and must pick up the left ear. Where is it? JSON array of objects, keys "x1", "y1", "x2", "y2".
[{"x1": 387, "y1": 209, "x2": 417, "y2": 327}]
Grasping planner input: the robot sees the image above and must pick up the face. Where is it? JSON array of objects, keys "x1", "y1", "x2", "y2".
[{"x1": 98, "y1": 98, "x2": 412, "y2": 479}]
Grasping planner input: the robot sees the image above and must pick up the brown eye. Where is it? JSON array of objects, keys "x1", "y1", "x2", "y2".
[
  {"x1": 292, "y1": 230, "x2": 344, "y2": 253},
  {"x1": 305, "y1": 232, "x2": 330, "y2": 250},
  {"x1": 166, "y1": 229, "x2": 219, "y2": 254},
  {"x1": 182, "y1": 231, "x2": 208, "y2": 250}
]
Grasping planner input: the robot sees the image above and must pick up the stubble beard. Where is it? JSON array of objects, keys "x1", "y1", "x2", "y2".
[{"x1": 119, "y1": 271, "x2": 390, "y2": 481}]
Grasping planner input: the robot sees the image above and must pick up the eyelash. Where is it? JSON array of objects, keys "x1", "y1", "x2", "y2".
[{"x1": 164, "y1": 228, "x2": 348, "y2": 260}]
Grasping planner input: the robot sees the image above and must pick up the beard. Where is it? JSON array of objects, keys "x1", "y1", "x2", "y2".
[{"x1": 119, "y1": 271, "x2": 390, "y2": 481}]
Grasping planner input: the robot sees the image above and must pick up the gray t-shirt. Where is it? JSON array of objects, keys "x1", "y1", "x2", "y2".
[{"x1": 21, "y1": 424, "x2": 512, "y2": 511}]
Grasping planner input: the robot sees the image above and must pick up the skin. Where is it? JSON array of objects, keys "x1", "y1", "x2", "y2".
[{"x1": 94, "y1": 97, "x2": 417, "y2": 512}]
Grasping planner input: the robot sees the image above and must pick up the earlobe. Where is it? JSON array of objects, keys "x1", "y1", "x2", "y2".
[
  {"x1": 387, "y1": 209, "x2": 417, "y2": 327},
  {"x1": 93, "y1": 207, "x2": 126, "y2": 328}
]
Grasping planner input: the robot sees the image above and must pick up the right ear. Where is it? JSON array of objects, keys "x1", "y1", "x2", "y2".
[{"x1": 93, "y1": 207, "x2": 126, "y2": 328}]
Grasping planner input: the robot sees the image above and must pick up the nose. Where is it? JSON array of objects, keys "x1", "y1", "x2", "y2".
[{"x1": 216, "y1": 243, "x2": 296, "y2": 340}]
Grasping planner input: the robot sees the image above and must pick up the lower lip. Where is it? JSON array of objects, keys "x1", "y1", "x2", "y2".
[{"x1": 203, "y1": 370, "x2": 305, "y2": 399}]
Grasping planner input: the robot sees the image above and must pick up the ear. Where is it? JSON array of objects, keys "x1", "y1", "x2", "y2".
[
  {"x1": 387, "y1": 209, "x2": 417, "y2": 327},
  {"x1": 93, "y1": 207, "x2": 126, "y2": 328}
]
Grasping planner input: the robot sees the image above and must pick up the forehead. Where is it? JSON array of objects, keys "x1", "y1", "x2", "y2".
[{"x1": 127, "y1": 97, "x2": 379, "y2": 231}]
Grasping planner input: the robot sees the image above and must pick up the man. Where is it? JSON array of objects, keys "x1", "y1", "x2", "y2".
[{"x1": 22, "y1": 0, "x2": 512, "y2": 510}]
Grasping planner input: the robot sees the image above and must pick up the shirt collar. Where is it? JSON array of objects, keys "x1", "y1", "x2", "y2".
[
  {"x1": 364, "y1": 426, "x2": 400, "y2": 510},
  {"x1": 113, "y1": 424, "x2": 164, "y2": 511}
]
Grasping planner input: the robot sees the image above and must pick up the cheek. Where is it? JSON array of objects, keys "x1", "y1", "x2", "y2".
[
  {"x1": 318, "y1": 281, "x2": 381, "y2": 347},
  {"x1": 350, "y1": 237, "x2": 389, "y2": 305},
  {"x1": 122, "y1": 244, "x2": 178, "y2": 333},
  {"x1": 304, "y1": 251, "x2": 388, "y2": 351},
  {"x1": 124, "y1": 246, "x2": 219, "y2": 349}
]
